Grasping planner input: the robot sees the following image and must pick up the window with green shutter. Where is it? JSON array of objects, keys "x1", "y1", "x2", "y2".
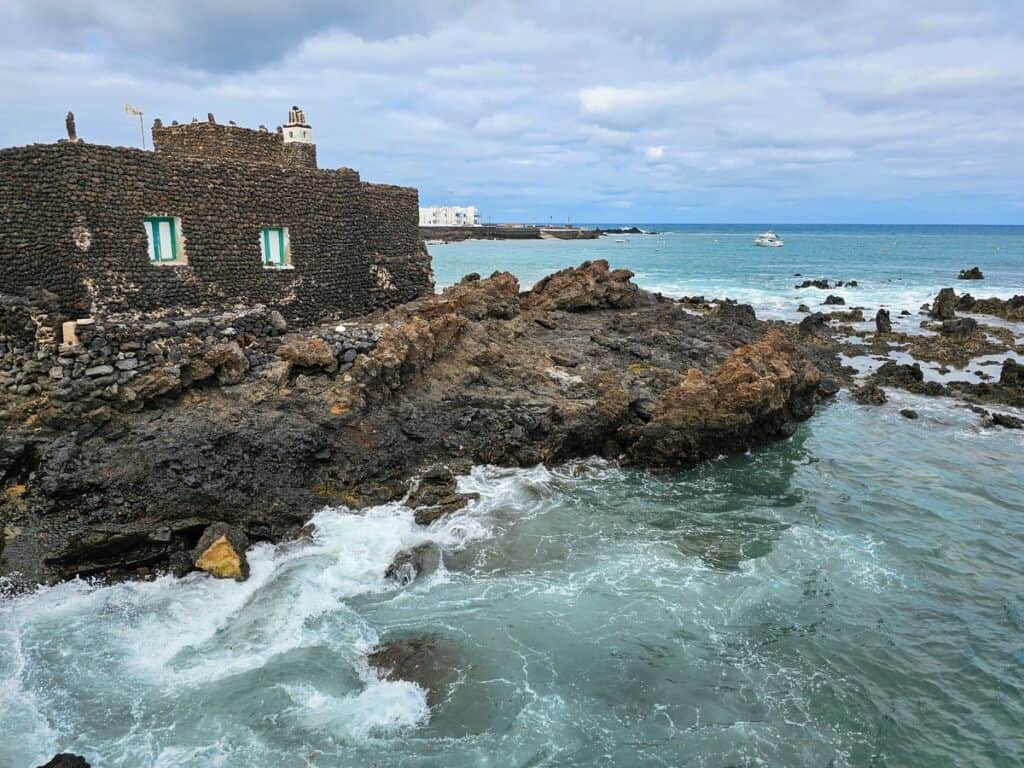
[
  {"x1": 260, "y1": 227, "x2": 291, "y2": 268},
  {"x1": 144, "y1": 216, "x2": 185, "y2": 264}
]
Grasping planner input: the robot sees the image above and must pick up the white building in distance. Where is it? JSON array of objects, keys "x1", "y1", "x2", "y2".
[{"x1": 420, "y1": 205, "x2": 481, "y2": 227}]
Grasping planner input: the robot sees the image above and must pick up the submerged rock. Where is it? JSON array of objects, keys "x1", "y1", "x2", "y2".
[
  {"x1": 900, "y1": 409, "x2": 920, "y2": 420},
  {"x1": 367, "y1": 635, "x2": 461, "y2": 706},
  {"x1": 957, "y1": 266, "x2": 984, "y2": 280},
  {"x1": 412, "y1": 492, "x2": 477, "y2": 525},
  {"x1": 406, "y1": 467, "x2": 479, "y2": 525},
  {"x1": 191, "y1": 522, "x2": 250, "y2": 581},
  {"x1": 989, "y1": 412, "x2": 1023, "y2": 429},
  {"x1": 823, "y1": 294, "x2": 845, "y2": 306},
  {"x1": 385, "y1": 542, "x2": 442, "y2": 585},
  {"x1": 678, "y1": 522, "x2": 784, "y2": 570},
  {"x1": 37, "y1": 755, "x2": 91, "y2": 768}
]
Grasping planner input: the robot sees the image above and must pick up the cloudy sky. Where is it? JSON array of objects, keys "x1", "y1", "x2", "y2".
[{"x1": 2, "y1": 1, "x2": 1022, "y2": 223}]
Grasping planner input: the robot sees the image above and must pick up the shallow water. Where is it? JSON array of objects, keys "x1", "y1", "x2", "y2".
[{"x1": 3, "y1": 225, "x2": 1024, "y2": 767}]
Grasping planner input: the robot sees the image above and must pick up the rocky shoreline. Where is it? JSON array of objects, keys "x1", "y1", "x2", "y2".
[
  {"x1": 1, "y1": 260, "x2": 843, "y2": 589},
  {"x1": 3, "y1": 265, "x2": 1022, "y2": 593},
  {"x1": 6, "y1": 263, "x2": 1024, "y2": 768}
]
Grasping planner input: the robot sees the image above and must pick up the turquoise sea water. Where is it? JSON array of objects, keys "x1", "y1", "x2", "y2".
[
  {"x1": 432, "y1": 224, "x2": 1024, "y2": 321},
  {"x1": 2, "y1": 225, "x2": 1023, "y2": 767}
]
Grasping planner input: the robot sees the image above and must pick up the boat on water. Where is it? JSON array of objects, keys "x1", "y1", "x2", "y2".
[{"x1": 754, "y1": 230, "x2": 784, "y2": 247}]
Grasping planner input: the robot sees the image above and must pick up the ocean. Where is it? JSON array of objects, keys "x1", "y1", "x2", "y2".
[{"x1": 2, "y1": 225, "x2": 1023, "y2": 767}]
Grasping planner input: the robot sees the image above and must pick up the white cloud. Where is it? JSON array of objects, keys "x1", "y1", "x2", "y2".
[{"x1": 1, "y1": 1, "x2": 1022, "y2": 222}]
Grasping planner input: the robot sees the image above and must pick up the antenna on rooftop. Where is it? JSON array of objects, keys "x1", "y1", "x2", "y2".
[{"x1": 124, "y1": 104, "x2": 146, "y2": 149}]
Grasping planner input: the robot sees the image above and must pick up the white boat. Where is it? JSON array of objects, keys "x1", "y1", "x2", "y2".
[{"x1": 754, "y1": 230, "x2": 784, "y2": 247}]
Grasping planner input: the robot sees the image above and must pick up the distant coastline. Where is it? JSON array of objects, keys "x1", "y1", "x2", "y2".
[{"x1": 420, "y1": 224, "x2": 652, "y2": 243}]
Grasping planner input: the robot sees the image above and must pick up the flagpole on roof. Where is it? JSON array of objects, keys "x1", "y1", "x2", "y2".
[{"x1": 124, "y1": 104, "x2": 145, "y2": 149}]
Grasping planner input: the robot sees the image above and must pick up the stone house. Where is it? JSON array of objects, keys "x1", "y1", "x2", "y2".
[{"x1": 0, "y1": 107, "x2": 433, "y2": 325}]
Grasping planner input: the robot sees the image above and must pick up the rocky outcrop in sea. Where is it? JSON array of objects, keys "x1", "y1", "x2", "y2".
[{"x1": 2, "y1": 260, "x2": 843, "y2": 587}]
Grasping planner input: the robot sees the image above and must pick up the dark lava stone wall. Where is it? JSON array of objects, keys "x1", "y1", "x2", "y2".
[
  {"x1": 0, "y1": 144, "x2": 89, "y2": 310},
  {"x1": 154, "y1": 121, "x2": 318, "y2": 171},
  {"x1": 281, "y1": 142, "x2": 318, "y2": 171},
  {"x1": 362, "y1": 182, "x2": 434, "y2": 304},
  {"x1": 0, "y1": 141, "x2": 431, "y2": 324},
  {"x1": 153, "y1": 122, "x2": 284, "y2": 166}
]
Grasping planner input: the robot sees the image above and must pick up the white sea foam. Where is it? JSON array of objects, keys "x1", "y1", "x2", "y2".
[{"x1": 281, "y1": 678, "x2": 430, "y2": 739}]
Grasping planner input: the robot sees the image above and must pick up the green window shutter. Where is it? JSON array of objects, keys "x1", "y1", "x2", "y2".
[
  {"x1": 168, "y1": 218, "x2": 178, "y2": 261},
  {"x1": 150, "y1": 219, "x2": 161, "y2": 261},
  {"x1": 261, "y1": 227, "x2": 288, "y2": 266},
  {"x1": 146, "y1": 217, "x2": 180, "y2": 262}
]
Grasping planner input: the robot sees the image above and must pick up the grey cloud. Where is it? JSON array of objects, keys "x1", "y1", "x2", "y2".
[
  {"x1": 7, "y1": 0, "x2": 469, "y2": 72},
  {"x1": 0, "y1": 1, "x2": 1022, "y2": 222}
]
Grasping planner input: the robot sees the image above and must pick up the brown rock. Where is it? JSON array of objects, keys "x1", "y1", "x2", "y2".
[
  {"x1": 524, "y1": 259, "x2": 639, "y2": 312},
  {"x1": 276, "y1": 336, "x2": 337, "y2": 370},
  {"x1": 269, "y1": 309, "x2": 288, "y2": 333},
  {"x1": 121, "y1": 367, "x2": 181, "y2": 403},
  {"x1": 437, "y1": 271, "x2": 520, "y2": 320},
  {"x1": 262, "y1": 359, "x2": 292, "y2": 387},
  {"x1": 181, "y1": 359, "x2": 215, "y2": 386},
  {"x1": 628, "y1": 330, "x2": 820, "y2": 466},
  {"x1": 204, "y1": 341, "x2": 249, "y2": 385}
]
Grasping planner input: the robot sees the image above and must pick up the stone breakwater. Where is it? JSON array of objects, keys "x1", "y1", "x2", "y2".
[{"x1": 0, "y1": 260, "x2": 840, "y2": 587}]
